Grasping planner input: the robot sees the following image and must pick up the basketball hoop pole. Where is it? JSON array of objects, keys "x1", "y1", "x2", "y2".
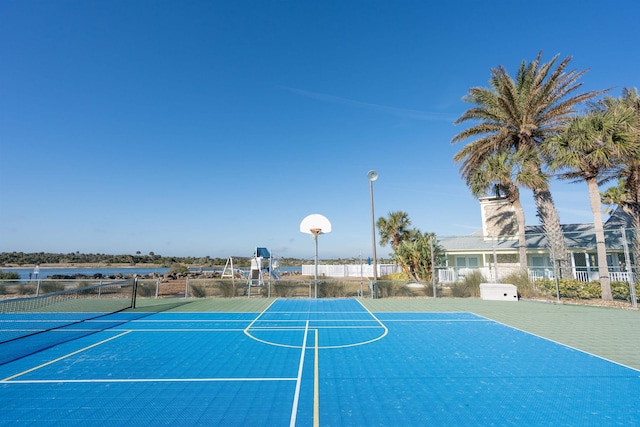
[
  {"x1": 314, "y1": 233, "x2": 319, "y2": 298},
  {"x1": 300, "y1": 215, "x2": 331, "y2": 299},
  {"x1": 311, "y1": 228, "x2": 321, "y2": 298}
]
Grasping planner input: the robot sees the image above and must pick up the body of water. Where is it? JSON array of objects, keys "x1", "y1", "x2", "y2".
[
  {"x1": 4, "y1": 267, "x2": 170, "y2": 280},
  {"x1": 3, "y1": 266, "x2": 302, "y2": 280}
]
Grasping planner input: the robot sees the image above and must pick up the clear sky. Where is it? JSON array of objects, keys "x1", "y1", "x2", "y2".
[{"x1": 1, "y1": 1, "x2": 639, "y2": 260}]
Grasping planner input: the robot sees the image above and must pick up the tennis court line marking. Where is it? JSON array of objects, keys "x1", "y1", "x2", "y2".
[
  {"x1": 243, "y1": 300, "x2": 389, "y2": 349},
  {"x1": 472, "y1": 313, "x2": 640, "y2": 374},
  {"x1": 374, "y1": 319, "x2": 492, "y2": 322},
  {"x1": 290, "y1": 320, "x2": 309, "y2": 427},
  {"x1": 244, "y1": 298, "x2": 278, "y2": 333},
  {"x1": 3, "y1": 377, "x2": 297, "y2": 384},
  {"x1": 354, "y1": 298, "x2": 388, "y2": 342},
  {"x1": 1, "y1": 330, "x2": 133, "y2": 382},
  {"x1": 314, "y1": 328, "x2": 319, "y2": 427}
]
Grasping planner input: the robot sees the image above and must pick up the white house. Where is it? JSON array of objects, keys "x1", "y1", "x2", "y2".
[{"x1": 438, "y1": 197, "x2": 635, "y2": 284}]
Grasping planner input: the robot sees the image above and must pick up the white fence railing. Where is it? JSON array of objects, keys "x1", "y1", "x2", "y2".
[
  {"x1": 437, "y1": 267, "x2": 636, "y2": 284},
  {"x1": 301, "y1": 264, "x2": 636, "y2": 284},
  {"x1": 301, "y1": 264, "x2": 400, "y2": 278}
]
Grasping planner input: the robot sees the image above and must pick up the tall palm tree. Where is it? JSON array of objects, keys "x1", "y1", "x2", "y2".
[
  {"x1": 459, "y1": 150, "x2": 528, "y2": 270},
  {"x1": 600, "y1": 88, "x2": 640, "y2": 266},
  {"x1": 376, "y1": 211, "x2": 412, "y2": 250},
  {"x1": 602, "y1": 180, "x2": 640, "y2": 265},
  {"x1": 452, "y1": 52, "x2": 601, "y2": 277},
  {"x1": 546, "y1": 103, "x2": 637, "y2": 300}
]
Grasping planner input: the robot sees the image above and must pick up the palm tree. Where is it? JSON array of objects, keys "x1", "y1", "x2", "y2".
[
  {"x1": 376, "y1": 211, "x2": 412, "y2": 250},
  {"x1": 546, "y1": 103, "x2": 637, "y2": 300},
  {"x1": 392, "y1": 230, "x2": 441, "y2": 282},
  {"x1": 452, "y1": 52, "x2": 601, "y2": 277},
  {"x1": 600, "y1": 88, "x2": 640, "y2": 266},
  {"x1": 602, "y1": 180, "x2": 640, "y2": 265},
  {"x1": 459, "y1": 150, "x2": 528, "y2": 270}
]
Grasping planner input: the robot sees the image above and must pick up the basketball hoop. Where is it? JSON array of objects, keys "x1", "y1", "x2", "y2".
[
  {"x1": 300, "y1": 214, "x2": 332, "y2": 299},
  {"x1": 299, "y1": 214, "x2": 332, "y2": 235}
]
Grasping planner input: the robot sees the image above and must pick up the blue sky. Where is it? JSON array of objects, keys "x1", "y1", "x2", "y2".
[{"x1": 1, "y1": 1, "x2": 639, "y2": 260}]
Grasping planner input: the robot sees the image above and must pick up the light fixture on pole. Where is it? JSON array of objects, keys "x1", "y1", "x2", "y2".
[
  {"x1": 300, "y1": 214, "x2": 332, "y2": 298},
  {"x1": 367, "y1": 170, "x2": 378, "y2": 281}
]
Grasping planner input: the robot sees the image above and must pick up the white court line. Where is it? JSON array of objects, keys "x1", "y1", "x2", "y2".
[
  {"x1": 267, "y1": 310, "x2": 368, "y2": 314},
  {"x1": 244, "y1": 300, "x2": 388, "y2": 349},
  {"x1": 112, "y1": 328, "x2": 249, "y2": 333},
  {"x1": 2, "y1": 331, "x2": 132, "y2": 382},
  {"x1": 379, "y1": 319, "x2": 492, "y2": 322},
  {"x1": 289, "y1": 320, "x2": 309, "y2": 427},
  {"x1": 249, "y1": 325, "x2": 382, "y2": 330},
  {"x1": 244, "y1": 299, "x2": 278, "y2": 335},
  {"x1": 472, "y1": 312, "x2": 640, "y2": 374},
  {"x1": 250, "y1": 319, "x2": 385, "y2": 322},
  {"x1": 4, "y1": 377, "x2": 296, "y2": 384},
  {"x1": 129, "y1": 319, "x2": 254, "y2": 323},
  {"x1": 1, "y1": 328, "x2": 249, "y2": 333}
]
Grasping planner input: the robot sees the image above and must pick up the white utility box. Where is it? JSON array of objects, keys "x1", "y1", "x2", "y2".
[{"x1": 480, "y1": 283, "x2": 518, "y2": 301}]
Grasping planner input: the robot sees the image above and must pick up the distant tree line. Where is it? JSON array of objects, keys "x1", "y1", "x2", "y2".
[
  {"x1": 0, "y1": 252, "x2": 228, "y2": 267},
  {"x1": 0, "y1": 252, "x2": 387, "y2": 268}
]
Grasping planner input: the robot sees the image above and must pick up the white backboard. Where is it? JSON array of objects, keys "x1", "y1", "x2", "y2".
[{"x1": 300, "y1": 214, "x2": 332, "y2": 235}]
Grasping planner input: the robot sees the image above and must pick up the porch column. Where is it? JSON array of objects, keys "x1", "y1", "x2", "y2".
[{"x1": 584, "y1": 251, "x2": 591, "y2": 278}]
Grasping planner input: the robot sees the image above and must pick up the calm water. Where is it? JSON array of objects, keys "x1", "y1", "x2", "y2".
[
  {"x1": 3, "y1": 267, "x2": 169, "y2": 280},
  {"x1": 3, "y1": 266, "x2": 302, "y2": 280}
]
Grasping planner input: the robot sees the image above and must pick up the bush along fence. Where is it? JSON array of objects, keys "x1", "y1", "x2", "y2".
[
  {"x1": 134, "y1": 275, "x2": 639, "y2": 304},
  {"x1": 2, "y1": 276, "x2": 637, "y2": 308}
]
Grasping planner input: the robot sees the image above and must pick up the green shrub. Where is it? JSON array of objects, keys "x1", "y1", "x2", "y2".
[
  {"x1": 217, "y1": 280, "x2": 235, "y2": 298},
  {"x1": 75, "y1": 281, "x2": 92, "y2": 289},
  {"x1": 461, "y1": 270, "x2": 485, "y2": 297},
  {"x1": 0, "y1": 270, "x2": 20, "y2": 280},
  {"x1": 318, "y1": 281, "x2": 346, "y2": 298},
  {"x1": 189, "y1": 284, "x2": 206, "y2": 298},
  {"x1": 611, "y1": 280, "x2": 640, "y2": 302},
  {"x1": 535, "y1": 278, "x2": 555, "y2": 296},
  {"x1": 422, "y1": 283, "x2": 437, "y2": 297},
  {"x1": 167, "y1": 263, "x2": 189, "y2": 276},
  {"x1": 536, "y1": 278, "x2": 604, "y2": 299},
  {"x1": 136, "y1": 283, "x2": 155, "y2": 297},
  {"x1": 0, "y1": 284, "x2": 7, "y2": 295},
  {"x1": 17, "y1": 284, "x2": 36, "y2": 295},
  {"x1": 381, "y1": 272, "x2": 412, "y2": 280},
  {"x1": 40, "y1": 282, "x2": 65, "y2": 294},
  {"x1": 450, "y1": 282, "x2": 471, "y2": 297},
  {"x1": 448, "y1": 271, "x2": 486, "y2": 298},
  {"x1": 374, "y1": 281, "x2": 413, "y2": 298},
  {"x1": 502, "y1": 271, "x2": 536, "y2": 298},
  {"x1": 273, "y1": 282, "x2": 296, "y2": 297}
]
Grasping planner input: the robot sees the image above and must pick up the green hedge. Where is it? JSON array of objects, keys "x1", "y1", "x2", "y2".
[{"x1": 536, "y1": 278, "x2": 639, "y2": 302}]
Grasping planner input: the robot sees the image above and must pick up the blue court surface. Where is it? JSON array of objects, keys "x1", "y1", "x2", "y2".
[{"x1": 1, "y1": 298, "x2": 639, "y2": 426}]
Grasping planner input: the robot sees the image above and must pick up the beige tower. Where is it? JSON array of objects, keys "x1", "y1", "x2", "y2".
[{"x1": 479, "y1": 196, "x2": 517, "y2": 239}]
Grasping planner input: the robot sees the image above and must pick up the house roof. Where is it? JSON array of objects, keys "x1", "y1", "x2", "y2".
[{"x1": 439, "y1": 209, "x2": 633, "y2": 253}]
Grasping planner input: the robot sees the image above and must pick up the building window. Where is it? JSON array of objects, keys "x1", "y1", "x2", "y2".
[
  {"x1": 531, "y1": 255, "x2": 550, "y2": 268},
  {"x1": 455, "y1": 256, "x2": 479, "y2": 268}
]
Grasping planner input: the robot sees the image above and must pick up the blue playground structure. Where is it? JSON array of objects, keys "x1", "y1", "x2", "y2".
[{"x1": 222, "y1": 248, "x2": 280, "y2": 297}]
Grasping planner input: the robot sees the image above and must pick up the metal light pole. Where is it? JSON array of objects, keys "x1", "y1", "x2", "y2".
[{"x1": 368, "y1": 170, "x2": 378, "y2": 281}]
